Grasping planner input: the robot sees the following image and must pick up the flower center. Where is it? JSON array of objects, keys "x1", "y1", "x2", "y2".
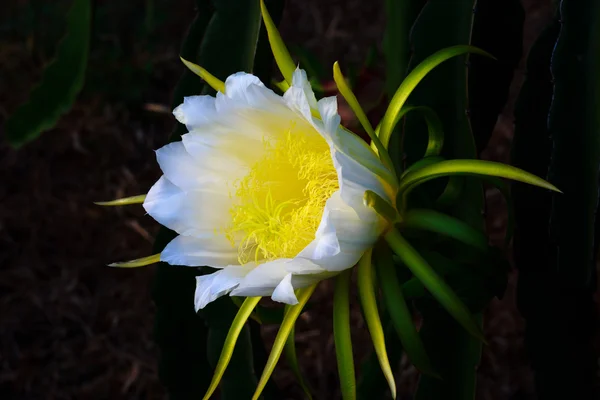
[{"x1": 227, "y1": 123, "x2": 339, "y2": 264}]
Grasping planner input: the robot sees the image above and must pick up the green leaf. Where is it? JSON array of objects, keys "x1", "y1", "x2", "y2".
[
  {"x1": 6, "y1": 0, "x2": 91, "y2": 147},
  {"x1": 385, "y1": 229, "x2": 484, "y2": 342},
  {"x1": 378, "y1": 45, "x2": 493, "y2": 149},
  {"x1": 401, "y1": 209, "x2": 488, "y2": 251},
  {"x1": 374, "y1": 245, "x2": 438, "y2": 378},
  {"x1": 284, "y1": 305, "x2": 313, "y2": 400},
  {"x1": 202, "y1": 297, "x2": 262, "y2": 400},
  {"x1": 357, "y1": 250, "x2": 397, "y2": 399},
  {"x1": 253, "y1": 285, "x2": 318, "y2": 400},
  {"x1": 260, "y1": 0, "x2": 296, "y2": 84},
  {"x1": 333, "y1": 270, "x2": 356, "y2": 400}
]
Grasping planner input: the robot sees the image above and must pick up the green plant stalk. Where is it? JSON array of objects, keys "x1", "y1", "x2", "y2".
[
  {"x1": 356, "y1": 315, "x2": 404, "y2": 400},
  {"x1": 284, "y1": 305, "x2": 312, "y2": 399},
  {"x1": 357, "y1": 250, "x2": 397, "y2": 399},
  {"x1": 333, "y1": 270, "x2": 356, "y2": 400},
  {"x1": 375, "y1": 244, "x2": 437, "y2": 377},
  {"x1": 252, "y1": 285, "x2": 318, "y2": 400}
]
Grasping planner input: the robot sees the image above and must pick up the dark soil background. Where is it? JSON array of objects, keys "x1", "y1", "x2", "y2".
[{"x1": 0, "y1": 1, "x2": 577, "y2": 399}]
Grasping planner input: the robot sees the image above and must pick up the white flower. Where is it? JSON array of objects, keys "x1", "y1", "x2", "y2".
[{"x1": 143, "y1": 68, "x2": 398, "y2": 310}]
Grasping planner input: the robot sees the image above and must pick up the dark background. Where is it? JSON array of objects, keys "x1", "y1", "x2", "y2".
[{"x1": 2, "y1": 1, "x2": 588, "y2": 399}]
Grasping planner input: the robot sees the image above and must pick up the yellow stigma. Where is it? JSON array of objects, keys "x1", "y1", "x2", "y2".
[{"x1": 227, "y1": 123, "x2": 339, "y2": 264}]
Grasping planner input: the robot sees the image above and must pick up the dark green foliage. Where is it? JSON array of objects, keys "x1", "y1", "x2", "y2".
[
  {"x1": 397, "y1": 1, "x2": 518, "y2": 398},
  {"x1": 512, "y1": 24, "x2": 559, "y2": 397},
  {"x1": 414, "y1": 305, "x2": 482, "y2": 400},
  {"x1": 382, "y1": 0, "x2": 424, "y2": 98},
  {"x1": 383, "y1": 0, "x2": 424, "y2": 172},
  {"x1": 469, "y1": 0, "x2": 524, "y2": 154},
  {"x1": 6, "y1": 0, "x2": 91, "y2": 147},
  {"x1": 513, "y1": 0, "x2": 600, "y2": 396}
]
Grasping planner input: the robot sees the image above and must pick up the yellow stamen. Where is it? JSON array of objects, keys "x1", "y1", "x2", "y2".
[{"x1": 227, "y1": 123, "x2": 339, "y2": 264}]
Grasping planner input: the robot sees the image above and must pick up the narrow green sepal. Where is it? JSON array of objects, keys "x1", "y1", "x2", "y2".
[
  {"x1": 94, "y1": 194, "x2": 146, "y2": 206},
  {"x1": 180, "y1": 57, "x2": 226, "y2": 93}
]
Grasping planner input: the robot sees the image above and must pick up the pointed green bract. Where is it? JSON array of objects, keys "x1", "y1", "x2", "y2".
[
  {"x1": 180, "y1": 57, "x2": 226, "y2": 93},
  {"x1": 401, "y1": 155, "x2": 445, "y2": 178},
  {"x1": 252, "y1": 284, "x2": 318, "y2": 400},
  {"x1": 284, "y1": 305, "x2": 312, "y2": 400},
  {"x1": 401, "y1": 209, "x2": 488, "y2": 251},
  {"x1": 95, "y1": 194, "x2": 146, "y2": 206},
  {"x1": 364, "y1": 190, "x2": 399, "y2": 223},
  {"x1": 202, "y1": 296, "x2": 262, "y2": 400},
  {"x1": 332, "y1": 62, "x2": 394, "y2": 172},
  {"x1": 6, "y1": 0, "x2": 91, "y2": 147},
  {"x1": 109, "y1": 253, "x2": 161, "y2": 268},
  {"x1": 230, "y1": 296, "x2": 263, "y2": 324},
  {"x1": 260, "y1": 0, "x2": 296, "y2": 84},
  {"x1": 357, "y1": 250, "x2": 397, "y2": 399},
  {"x1": 272, "y1": 79, "x2": 290, "y2": 93},
  {"x1": 385, "y1": 229, "x2": 484, "y2": 342},
  {"x1": 375, "y1": 246, "x2": 438, "y2": 378},
  {"x1": 398, "y1": 159, "x2": 560, "y2": 210},
  {"x1": 333, "y1": 270, "x2": 356, "y2": 400},
  {"x1": 379, "y1": 45, "x2": 493, "y2": 149}
]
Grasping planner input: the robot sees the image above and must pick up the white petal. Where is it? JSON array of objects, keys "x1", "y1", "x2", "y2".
[
  {"x1": 230, "y1": 258, "x2": 325, "y2": 297},
  {"x1": 283, "y1": 68, "x2": 318, "y2": 122},
  {"x1": 313, "y1": 96, "x2": 397, "y2": 211},
  {"x1": 194, "y1": 266, "x2": 248, "y2": 310},
  {"x1": 161, "y1": 234, "x2": 239, "y2": 268},
  {"x1": 298, "y1": 191, "x2": 384, "y2": 271},
  {"x1": 223, "y1": 72, "x2": 264, "y2": 99},
  {"x1": 172, "y1": 95, "x2": 216, "y2": 131},
  {"x1": 271, "y1": 273, "x2": 298, "y2": 305},
  {"x1": 155, "y1": 141, "x2": 207, "y2": 189},
  {"x1": 144, "y1": 176, "x2": 233, "y2": 237},
  {"x1": 292, "y1": 68, "x2": 318, "y2": 110},
  {"x1": 181, "y1": 131, "x2": 255, "y2": 182}
]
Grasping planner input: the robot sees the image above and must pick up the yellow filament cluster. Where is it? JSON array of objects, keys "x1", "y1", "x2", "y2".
[{"x1": 227, "y1": 124, "x2": 339, "y2": 264}]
